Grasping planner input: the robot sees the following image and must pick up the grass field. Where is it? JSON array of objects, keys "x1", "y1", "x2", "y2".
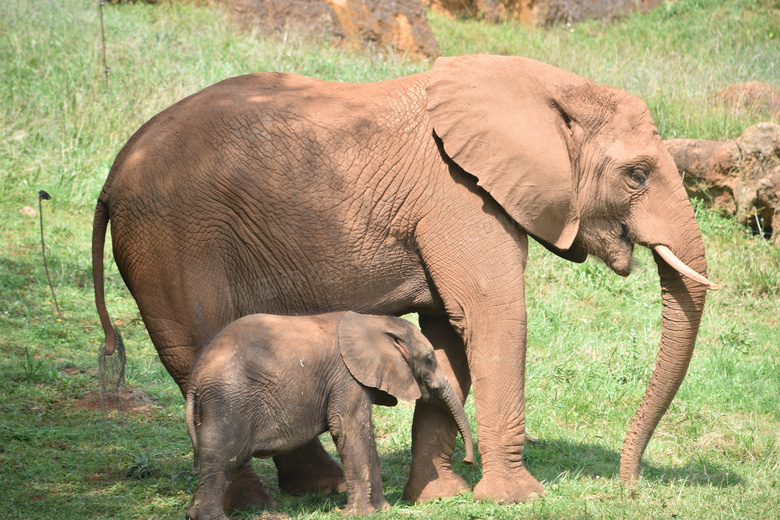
[{"x1": 1, "y1": 0, "x2": 779, "y2": 518}]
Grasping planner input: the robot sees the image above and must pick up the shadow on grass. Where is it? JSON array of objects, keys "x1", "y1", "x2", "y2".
[
  {"x1": 277, "y1": 436, "x2": 744, "y2": 514},
  {"x1": 235, "y1": 435, "x2": 745, "y2": 518},
  {"x1": 524, "y1": 437, "x2": 745, "y2": 488},
  {"x1": 263, "y1": 439, "x2": 746, "y2": 513},
  {"x1": 14, "y1": 433, "x2": 737, "y2": 520}
]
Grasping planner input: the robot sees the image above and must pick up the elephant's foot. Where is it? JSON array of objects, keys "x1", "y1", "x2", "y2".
[
  {"x1": 402, "y1": 460, "x2": 469, "y2": 503},
  {"x1": 223, "y1": 464, "x2": 276, "y2": 512},
  {"x1": 472, "y1": 469, "x2": 545, "y2": 504},
  {"x1": 186, "y1": 488, "x2": 230, "y2": 520},
  {"x1": 186, "y1": 501, "x2": 228, "y2": 520},
  {"x1": 274, "y1": 439, "x2": 346, "y2": 495},
  {"x1": 342, "y1": 499, "x2": 391, "y2": 517}
]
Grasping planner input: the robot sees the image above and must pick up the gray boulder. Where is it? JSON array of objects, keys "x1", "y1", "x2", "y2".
[{"x1": 666, "y1": 123, "x2": 780, "y2": 237}]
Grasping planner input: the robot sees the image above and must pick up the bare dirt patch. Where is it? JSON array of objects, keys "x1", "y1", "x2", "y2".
[{"x1": 73, "y1": 388, "x2": 157, "y2": 417}]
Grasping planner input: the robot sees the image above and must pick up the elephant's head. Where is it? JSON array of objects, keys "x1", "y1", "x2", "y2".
[
  {"x1": 427, "y1": 54, "x2": 718, "y2": 480},
  {"x1": 338, "y1": 312, "x2": 475, "y2": 464}
]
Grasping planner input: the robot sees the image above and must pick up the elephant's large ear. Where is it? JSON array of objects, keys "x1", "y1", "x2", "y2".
[
  {"x1": 427, "y1": 54, "x2": 583, "y2": 250},
  {"x1": 338, "y1": 312, "x2": 422, "y2": 403}
]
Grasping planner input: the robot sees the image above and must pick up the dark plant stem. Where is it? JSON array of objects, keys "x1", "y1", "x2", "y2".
[
  {"x1": 99, "y1": 0, "x2": 110, "y2": 89},
  {"x1": 38, "y1": 190, "x2": 63, "y2": 321}
]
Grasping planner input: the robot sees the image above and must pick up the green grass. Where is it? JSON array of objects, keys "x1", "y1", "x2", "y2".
[
  {"x1": 1, "y1": 0, "x2": 779, "y2": 518},
  {"x1": 431, "y1": 0, "x2": 780, "y2": 139}
]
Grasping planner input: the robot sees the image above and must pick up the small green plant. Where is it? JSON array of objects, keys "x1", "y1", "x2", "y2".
[
  {"x1": 22, "y1": 347, "x2": 45, "y2": 380},
  {"x1": 552, "y1": 357, "x2": 577, "y2": 384},
  {"x1": 719, "y1": 324, "x2": 754, "y2": 355},
  {"x1": 125, "y1": 452, "x2": 157, "y2": 481}
]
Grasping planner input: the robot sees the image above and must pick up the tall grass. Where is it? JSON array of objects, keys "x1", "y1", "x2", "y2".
[
  {"x1": 0, "y1": 0, "x2": 430, "y2": 210},
  {"x1": 1, "y1": 0, "x2": 778, "y2": 518}
]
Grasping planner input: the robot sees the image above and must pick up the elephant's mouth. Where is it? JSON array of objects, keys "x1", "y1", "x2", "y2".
[
  {"x1": 600, "y1": 222, "x2": 635, "y2": 277},
  {"x1": 571, "y1": 219, "x2": 636, "y2": 276},
  {"x1": 620, "y1": 222, "x2": 632, "y2": 245}
]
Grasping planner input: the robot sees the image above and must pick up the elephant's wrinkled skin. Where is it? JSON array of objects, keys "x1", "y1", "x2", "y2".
[
  {"x1": 93, "y1": 54, "x2": 715, "y2": 505},
  {"x1": 184, "y1": 312, "x2": 473, "y2": 519}
]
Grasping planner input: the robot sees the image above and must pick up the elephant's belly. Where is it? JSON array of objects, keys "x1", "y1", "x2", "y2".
[
  {"x1": 235, "y1": 259, "x2": 440, "y2": 318},
  {"x1": 250, "y1": 424, "x2": 328, "y2": 459}
]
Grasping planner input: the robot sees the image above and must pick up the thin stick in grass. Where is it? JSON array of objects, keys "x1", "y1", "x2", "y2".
[{"x1": 38, "y1": 190, "x2": 64, "y2": 321}]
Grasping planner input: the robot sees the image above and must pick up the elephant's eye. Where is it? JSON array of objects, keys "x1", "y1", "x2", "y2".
[
  {"x1": 426, "y1": 354, "x2": 435, "y2": 366},
  {"x1": 628, "y1": 167, "x2": 648, "y2": 187}
]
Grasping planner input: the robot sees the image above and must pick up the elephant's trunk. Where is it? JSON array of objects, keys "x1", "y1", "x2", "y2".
[
  {"x1": 619, "y1": 238, "x2": 709, "y2": 482},
  {"x1": 435, "y1": 382, "x2": 475, "y2": 464}
]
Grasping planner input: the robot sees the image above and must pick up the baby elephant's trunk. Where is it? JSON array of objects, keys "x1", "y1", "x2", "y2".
[{"x1": 435, "y1": 383, "x2": 475, "y2": 464}]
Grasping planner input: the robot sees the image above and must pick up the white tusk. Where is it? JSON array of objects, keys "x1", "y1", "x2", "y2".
[{"x1": 653, "y1": 245, "x2": 720, "y2": 290}]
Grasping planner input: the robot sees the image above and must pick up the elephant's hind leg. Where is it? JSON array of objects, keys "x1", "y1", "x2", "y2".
[{"x1": 273, "y1": 438, "x2": 347, "y2": 495}]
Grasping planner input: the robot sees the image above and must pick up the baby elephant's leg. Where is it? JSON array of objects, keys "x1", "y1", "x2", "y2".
[
  {"x1": 223, "y1": 462, "x2": 276, "y2": 511},
  {"x1": 332, "y1": 394, "x2": 390, "y2": 516},
  {"x1": 186, "y1": 465, "x2": 229, "y2": 520},
  {"x1": 188, "y1": 441, "x2": 274, "y2": 519}
]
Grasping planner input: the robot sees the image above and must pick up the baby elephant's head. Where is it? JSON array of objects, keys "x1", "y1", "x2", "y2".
[{"x1": 338, "y1": 312, "x2": 474, "y2": 464}]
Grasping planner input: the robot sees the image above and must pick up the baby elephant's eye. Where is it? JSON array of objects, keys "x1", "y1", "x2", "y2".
[{"x1": 426, "y1": 354, "x2": 435, "y2": 366}]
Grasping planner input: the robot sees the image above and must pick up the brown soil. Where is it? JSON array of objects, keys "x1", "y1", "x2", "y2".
[{"x1": 73, "y1": 388, "x2": 157, "y2": 417}]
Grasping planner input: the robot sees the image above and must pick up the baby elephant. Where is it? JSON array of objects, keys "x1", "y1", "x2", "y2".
[{"x1": 185, "y1": 311, "x2": 474, "y2": 519}]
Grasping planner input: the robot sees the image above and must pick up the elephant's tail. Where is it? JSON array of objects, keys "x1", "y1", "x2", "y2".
[
  {"x1": 92, "y1": 197, "x2": 118, "y2": 356},
  {"x1": 186, "y1": 386, "x2": 200, "y2": 470}
]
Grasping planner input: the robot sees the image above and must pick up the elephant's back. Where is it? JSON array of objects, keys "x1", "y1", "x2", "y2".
[
  {"x1": 101, "y1": 70, "x2": 437, "y2": 351},
  {"x1": 191, "y1": 313, "x2": 345, "y2": 426},
  {"x1": 194, "y1": 312, "x2": 343, "y2": 376},
  {"x1": 105, "y1": 70, "x2": 432, "y2": 200}
]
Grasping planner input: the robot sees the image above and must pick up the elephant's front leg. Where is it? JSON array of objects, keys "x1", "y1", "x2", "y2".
[
  {"x1": 330, "y1": 394, "x2": 390, "y2": 516},
  {"x1": 467, "y1": 308, "x2": 545, "y2": 503},
  {"x1": 409, "y1": 302, "x2": 543, "y2": 504},
  {"x1": 403, "y1": 314, "x2": 472, "y2": 502},
  {"x1": 411, "y1": 213, "x2": 544, "y2": 503}
]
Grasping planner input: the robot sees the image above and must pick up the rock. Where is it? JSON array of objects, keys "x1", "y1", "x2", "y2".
[
  {"x1": 665, "y1": 138, "x2": 740, "y2": 215},
  {"x1": 736, "y1": 123, "x2": 780, "y2": 235},
  {"x1": 222, "y1": 0, "x2": 439, "y2": 58},
  {"x1": 423, "y1": 0, "x2": 662, "y2": 25},
  {"x1": 424, "y1": 0, "x2": 519, "y2": 22},
  {"x1": 665, "y1": 123, "x2": 780, "y2": 237},
  {"x1": 522, "y1": 0, "x2": 663, "y2": 26},
  {"x1": 713, "y1": 82, "x2": 780, "y2": 117}
]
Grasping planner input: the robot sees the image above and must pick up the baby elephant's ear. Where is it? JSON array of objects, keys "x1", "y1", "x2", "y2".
[{"x1": 338, "y1": 312, "x2": 422, "y2": 402}]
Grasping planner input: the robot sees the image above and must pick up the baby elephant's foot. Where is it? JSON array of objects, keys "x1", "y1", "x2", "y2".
[
  {"x1": 342, "y1": 499, "x2": 391, "y2": 516},
  {"x1": 186, "y1": 501, "x2": 228, "y2": 520},
  {"x1": 223, "y1": 465, "x2": 276, "y2": 511},
  {"x1": 186, "y1": 490, "x2": 230, "y2": 520}
]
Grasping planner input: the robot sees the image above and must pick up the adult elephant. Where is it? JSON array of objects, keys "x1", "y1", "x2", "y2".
[{"x1": 92, "y1": 55, "x2": 717, "y2": 506}]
